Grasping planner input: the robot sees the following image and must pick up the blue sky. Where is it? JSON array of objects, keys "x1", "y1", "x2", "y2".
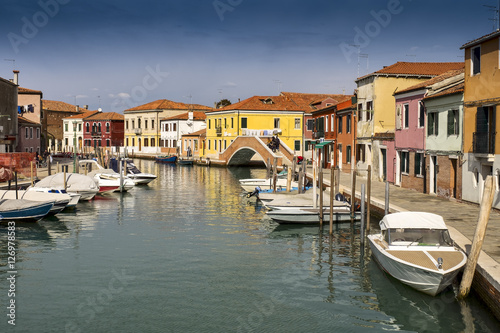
[{"x1": 0, "y1": 0, "x2": 497, "y2": 112}]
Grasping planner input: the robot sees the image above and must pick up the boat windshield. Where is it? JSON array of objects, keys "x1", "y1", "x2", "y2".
[
  {"x1": 387, "y1": 228, "x2": 453, "y2": 246},
  {"x1": 126, "y1": 162, "x2": 141, "y2": 174}
]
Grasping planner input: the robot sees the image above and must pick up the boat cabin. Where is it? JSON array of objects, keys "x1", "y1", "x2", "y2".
[{"x1": 380, "y1": 212, "x2": 453, "y2": 246}]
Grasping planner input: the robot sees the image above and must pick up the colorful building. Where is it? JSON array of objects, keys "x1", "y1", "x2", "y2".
[
  {"x1": 160, "y1": 111, "x2": 206, "y2": 155},
  {"x1": 355, "y1": 62, "x2": 464, "y2": 181},
  {"x1": 460, "y1": 31, "x2": 500, "y2": 207},
  {"x1": 83, "y1": 112, "x2": 124, "y2": 149},
  {"x1": 124, "y1": 99, "x2": 211, "y2": 155},
  {"x1": 43, "y1": 100, "x2": 85, "y2": 152},
  {"x1": 62, "y1": 110, "x2": 100, "y2": 153},
  {"x1": 204, "y1": 95, "x2": 304, "y2": 161}
]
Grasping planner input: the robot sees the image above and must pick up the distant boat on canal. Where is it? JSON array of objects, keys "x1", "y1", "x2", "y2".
[{"x1": 155, "y1": 155, "x2": 177, "y2": 163}]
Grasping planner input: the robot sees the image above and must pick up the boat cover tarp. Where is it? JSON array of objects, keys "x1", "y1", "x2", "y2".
[
  {"x1": 34, "y1": 173, "x2": 98, "y2": 192},
  {"x1": 380, "y1": 212, "x2": 447, "y2": 230}
]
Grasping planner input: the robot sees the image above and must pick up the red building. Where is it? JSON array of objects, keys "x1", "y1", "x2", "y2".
[
  {"x1": 83, "y1": 112, "x2": 124, "y2": 149},
  {"x1": 310, "y1": 96, "x2": 356, "y2": 169}
]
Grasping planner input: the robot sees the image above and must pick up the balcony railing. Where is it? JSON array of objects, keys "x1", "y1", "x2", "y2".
[
  {"x1": 473, "y1": 132, "x2": 496, "y2": 154},
  {"x1": 216, "y1": 126, "x2": 222, "y2": 136},
  {"x1": 134, "y1": 128, "x2": 142, "y2": 135},
  {"x1": 91, "y1": 130, "x2": 101, "y2": 138}
]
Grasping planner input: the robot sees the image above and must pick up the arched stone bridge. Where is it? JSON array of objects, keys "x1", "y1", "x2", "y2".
[{"x1": 218, "y1": 136, "x2": 295, "y2": 167}]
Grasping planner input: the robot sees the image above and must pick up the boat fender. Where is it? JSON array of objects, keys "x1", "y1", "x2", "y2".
[
  {"x1": 335, "y1": 193, "x2": 346, "y2": 202},
  {"x1": 246, "y1": 187, "x2": 261, "y2": 198},
  {"x1": 437, "y1": 257, "x2": 443, "y2": 270}
]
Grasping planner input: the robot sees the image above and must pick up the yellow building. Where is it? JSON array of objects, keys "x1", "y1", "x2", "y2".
[
  {"x1": 123, "y1": 99, "x2": 210, "y2": 155},
  {"x1": 205, "y1": 96, "x2": 304, "y2": 159},
  {"x1": 355, "y1": 62, "x2": 464, "y2": 181},
  {"x1": 460, "y1": 31, "x2": 500, "y2": 207}
]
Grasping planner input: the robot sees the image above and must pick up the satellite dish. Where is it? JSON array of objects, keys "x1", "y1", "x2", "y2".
[{"x1": 98, "y1": 108, "x2": 102, "y2": 112}]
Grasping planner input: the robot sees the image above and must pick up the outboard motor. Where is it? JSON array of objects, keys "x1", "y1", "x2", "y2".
[{"x1": 246, "y1": 186, "x2": 261, "y2": 198}]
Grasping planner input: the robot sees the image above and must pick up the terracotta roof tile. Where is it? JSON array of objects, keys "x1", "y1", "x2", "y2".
[
  {"x1": 18, "y1": 116, "x2": 41, "y2": 126},
  {"x1": 42, "y1": 100, "x2": 81, "y2": 112},
  {"x1": 357, "y1": 62, "x2": 464, "y2": 81},
  {"x1": 85, "y1": 112, "x2": 124, "y2": 121},
  {"x1": 213, "y1": 95, "x2": 304, "y2": 112},
  {"x1": 395, "y1": 68, "x2": 464, "y2": 95},
  {"x1": 423, "y1": 82, "x2": 464, "y2": 100},
  {"x1": 125, "y1": 99, "x2": 211, "y2": 112},
  {"x1": 161, "y1": 111, "x2": 206, "y2": 121},
  {"x1": 18, "y1": 87, "x2": 42, "y2": 95},
  {"x1": 182, "y1": 129, "x2": 206, "y2": 137}
]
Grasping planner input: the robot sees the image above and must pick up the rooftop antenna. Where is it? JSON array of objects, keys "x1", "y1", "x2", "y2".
[
  {"x1": 273, "y1": 80, "x2": 282, "y2": 94},
  {"x1": 359, "y1": 53, "x2": 369, "y2": 75},
  {"x1": 350, "y1": 44, "x2": 361, "y2": 77},
  {"x1": 484, "y1": 3, "x2": 499, "y2": 31},
  {"x1": 4, "y1": 59, "x2": 15, "y2": 68},
  {"x1": 97, "y1": 95, "x2": 101, "y2": 109}
]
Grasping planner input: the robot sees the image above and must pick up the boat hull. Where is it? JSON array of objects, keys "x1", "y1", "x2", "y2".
[
  {"x1": 155, "y1": 156, "x2": 177, "y2": 163},
  {"x1": 266, "y1": 209, "x2": 360, "y2": 224},
  {"x1": 0, "y1": 199, "x2": 54, "y2": 222},
  {"x1": 368, "y1": 235, "x2": 466, "y2": 296}
]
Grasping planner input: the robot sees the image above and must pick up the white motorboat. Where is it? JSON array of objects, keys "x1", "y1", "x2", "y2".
[
  {"x1": 117, "y1": 159, "x2": 157, "y2": 185},
  {"x1": 32, "y1": 173, "x2": 99, "y2": 201},
  {"x1": 80, "y1": 160, "x2": 135, "y2": 192},
  {"x1": 26, "y1": 187, "x2": 81, "y2": 209},
  {"x1": 239, "y1": 170, "x2": 297, "y2": 192},
  {"x1": 367, "y1": 212, "x2": 467, "y2": 296},
  {"x1": 266, "y1": 206, "x2": 360, "y2": 224},
  {"x1": 0, "y1": 190, "x2": 70, "y2": 215},
  {"x1": 0, "y1": 199, "x2": 54, "y2": 221}
]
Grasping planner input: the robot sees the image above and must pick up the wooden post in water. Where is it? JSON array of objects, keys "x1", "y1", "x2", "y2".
[
  {"x1": 48, "y1": 155, "x2": 51, "y2": 175},
  {"x1": 335, "y1": 167, "x2": 340, "y2": 195},
  {"x1": 459, "y1": 175, "x2": 495, "y2": 299},
  {"x1": 266, "y1": 158, "x2": 271, "y2": 179},
  {"x1": 292, "y1": 156, "x2": 296, "y2": 180},
  {"x1": 385, "y1": 181, "x2": 389, "y2": 216},
  {"x1": 31, "y1": 161, "x2": 34, "y2": 186},
  {"x1": 119, "y1": 158, "x2": 124, "y2": 193},
  {"x1": 272, "y1": 158, "x2": 278, "y2": 193},
  {"x1": 319, "y1": 171, "x2": 324, "y2": 225},
  {"x1": 57, "y1": 162, "x2": 60, "y2": 173},
  {"x1": 298, "y1": 168, "x2": 304, "y2": 194},
  {"x1": 63, "y1": 167, "x2": 67, "y2": 190},
  {"x1": 351, "y1": 166, "x2": 357, "y2": 221},
  {"x1": 366, "y1": 165, "x2": 371, "y2": 232},
  {"x1": 330, "y1": 160, "x2": 334, "y2": 235},
  {"x1": 360, "y1": 184, "x2": 366, "y2": 245},
  {"x1": 15, "y1": 171, "x2": 18, "y2": 199},
  {"x1": 286, "y1": 169, "x2": 292, "y2": 192}
]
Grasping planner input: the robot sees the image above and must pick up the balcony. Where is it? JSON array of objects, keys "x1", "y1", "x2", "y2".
[
  {"x1": 91, "y1": 130, "x2": 101, "y2": 138},
  {"x1": 313, "y1": 131, "x2": 324, "y2": 140},
  {"x1": 473, "y1": 132, "x2": 495, "y2": 154},
  {"x1": 216, "y1": 126, "x2": 222, "y2": 136},
  {"x1": 134, "y1": 128, "x2": 142, "y2": 136}
]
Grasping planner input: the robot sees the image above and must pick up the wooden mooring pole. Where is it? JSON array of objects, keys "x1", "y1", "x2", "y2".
[
  {"x1": 319, "y1": 171, "x2": 324, "y2": 226},
  {"x1": 385, "y1": 181, "x2": 389, "y2": 216},
  {"x1": 330, "y1": 153, "x2": 335, "y2": 235},
  {"x1": 351, "y1": 166, "x2": 356, "y2": 222},
  {"x1": 360, "y1": 184, "x2": 366, "y2": 245},
  {"x1": 366, "y1": 165, "x2": 371, "y2": 232},
  {"x1": 459, "y1": 175, "x2": 495, "y2": 299}
]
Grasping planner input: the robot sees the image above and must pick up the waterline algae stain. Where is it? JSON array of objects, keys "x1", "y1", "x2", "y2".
[{"x1": 0, "y1": 160, "x2": 499, "y2": 332}]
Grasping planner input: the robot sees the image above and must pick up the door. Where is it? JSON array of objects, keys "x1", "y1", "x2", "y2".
[
  {"x1": 380, "y1": 148, "x2": 387, "y2": 182},
  {"x1": 429, "y1": 156, "x2": 437, "y2": 194},
  {"x1": 395, "y1": 151, "x2": 401, "y2": 186},
  {"x1": 450, "y1": 158, "x2": 457, "y2": 198}
]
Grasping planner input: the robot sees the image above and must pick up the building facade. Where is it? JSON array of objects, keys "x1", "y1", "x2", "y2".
[
  {"x1": 461, "y1": 31, "x2": 500, "y2": 207},
  {"x1": 43, "y1": 100, "x2": 84, "y2": 152},
  {"x1": 124, "y1": 99, "x2": 211, "y2": 155},
  {"x1": 160, "y1": 111, "x2": 206, "y2": 155},
  {"x1": 0, "y1": 75, "x2": 18, "y2": 152},
  {"x1": 62, "y1": 110, "x2": 100, "y2": 153},
  {"x1": 83, "y1": 112, "x2": 124, "y2": 149}
]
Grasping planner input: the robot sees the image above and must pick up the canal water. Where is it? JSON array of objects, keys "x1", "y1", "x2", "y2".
[{"x1": 1, "y1": 160, "x2": 500, "y2": 333}]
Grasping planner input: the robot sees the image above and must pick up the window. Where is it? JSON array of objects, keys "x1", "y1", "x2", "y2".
[
  {"x1": 366, "y1": 101, "x2": 373, "y2": 121},
  {"x1": 138, "y1": 118, "x2": 141, "y2": 128},
  {"x1": 428, "y1": 112, "x2": 439, "y2": 136},
  {"x1": 132, "y1": 120, "x2": 135, "y2": 129},
  {"x1": 145, "y1": 120, "x2": 148, "y2": 129},
  {"x1": 194, "y1": 140, "x2": 198, "y2": 151},
  {"x1": 208, "y1": 139, "x2": 211, "y2": 150},
  {"x1": 208, "y1": 119, "x2": 211, "y2": 129},
  {"x1": 98, "y1": 123, "x2": 101, "y2": 133},
  {"x1": 357, "y1": 144, "x2": 365, "y2": 163},
  {"x1": 231, "y1": 118, "x2": 234, "y2": 128},
  {"x1": 25, "y1": 127, "x2": 29, "y2": 139},
  {"x1": 144, "y1": 138, "x2": 149, "y2": 147},
  {"x1": 295, "y1": 118, "x2": 300, "y2": 129},
  {"x1": 325, "y1": 116, "x2": 329, "y2": 132},
  {"x1": 241, "y1": 117, "x2": 247, "y2": 129},
  {"x1": 274, "y1": 118, "x2": 280, "y2": 129},
  {"x1": 338, "y1": 116, "x2": 343, "y2": 134},
  {"x1": 126, "y1": 120, "x2": 129, "y2": 130},
  {"x1": 65, "y1": 138, "x2": 68, "y2": 146},
  {"x1": 346, "y1": 115, "x2": 351, "y2": 133},
  {"x1": 294, "y1": 140, "x2": 300, "y2": 151},
  {"x1": 401, "y1": 151, "x2": 409, "y2": 174},
  {"x1": 151, "y1": 119, "x2": 154, "y2": 129},
  {"x1": 214, "y1": 139, "x2": 217, "y2": 150},
  {"x1": 106, "y1": 122, "x2": 110, "y2": 133},
  {"x1": 30, "y1": 127, "x2": 33, "y2": 139},
  {"x1": 414, "y1": 152, "x2": 424, "y2": 176},
  {"x1": 126, "y1": 138, "x2": 129, "y2": 146},
  {"x1": 173, "y1": 123, "x2": 177, "y2": 131},
  {"x1": 346, "y1": 145, "x2": 351, "y2": 163},
  {"x1": 78, "y1": 123, "x2": 82, "y2": 131},
  {"x1": 224, "y1": 118, "x2": 227, "y2": 129},
  {"x1": 36, "y1": 128, "x2": 40, "y2": 139},
  {"x1": 472, "y1": 46, "x2": 481, "y2": 75},
  {"x1": 403, "y1": 104, "x2": 409, "y2": 128},
  {"x1": 418, "y1": 101, "x2": 425, "y2": 128},
  {"x1": 447, "y1": 109, "x2": 459, "y2": 136},
  {"x1": 307, "y1": 119, "x2": 314, "y2": 131},
  {"x1": 65, "y1": 123, "x2": 68, "y2": 132},
  {"x1": 106, "y1": 139, "x2": 110, "y2": 147},
  {"x1": 224, "y1": 140, "x2": 227, "y2": 150},
  {"x1": 132, "y1": 138, "x2": 135, "y2": 146}
]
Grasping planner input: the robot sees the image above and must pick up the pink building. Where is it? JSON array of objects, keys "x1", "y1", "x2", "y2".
[{"x1": 17, "y1": 116, "x2": 41, "y2": 153}]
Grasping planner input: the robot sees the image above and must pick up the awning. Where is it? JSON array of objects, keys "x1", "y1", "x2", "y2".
[{"x1": 312, "y1": 141, "x2": 334, "y2": 148}]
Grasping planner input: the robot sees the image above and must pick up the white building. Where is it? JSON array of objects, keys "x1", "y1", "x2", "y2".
[
  {"x1": 160, "y1": 111, "x2": 206, "y2": 154},
  {"x1": 62, "y1": 110, "x2": 99, "y2": 152}
]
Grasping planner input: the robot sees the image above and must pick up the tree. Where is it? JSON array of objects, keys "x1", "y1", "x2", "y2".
[{"x1": 215, "y1": 99, "x2": 231, "y2": 109}]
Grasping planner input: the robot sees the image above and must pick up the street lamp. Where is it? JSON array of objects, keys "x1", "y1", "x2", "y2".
[{"x1": 73, "y1": 121, "x2": 77, "y2": 173}]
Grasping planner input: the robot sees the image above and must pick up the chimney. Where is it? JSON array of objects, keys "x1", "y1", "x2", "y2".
[
  {"x1": 84, "y1": 105, "x2": 88, "y2": 110},
  {"x1": 13, "y1": 70, "x2": 19, "y2": 85},
  {"x1": 76, "y1": 105, "x2": 80, "y2": 112},
  {"x1": 188, "y1": 111, "x2": 193, "y2": 121}
]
